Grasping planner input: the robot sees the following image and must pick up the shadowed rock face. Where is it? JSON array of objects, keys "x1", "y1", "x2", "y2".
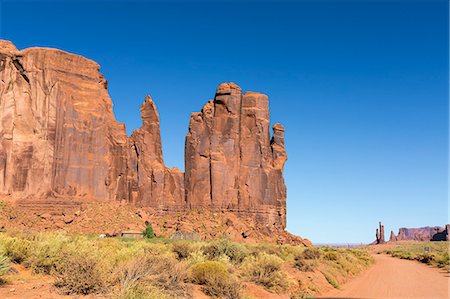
[{"x1": 0, "y1": 41, "x2": 288, "y2": 230}]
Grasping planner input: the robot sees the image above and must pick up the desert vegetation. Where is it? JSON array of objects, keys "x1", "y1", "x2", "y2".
[
  {"x1": 382, "y1": 241, "x2": 449, "y2": 271},
  {"x1": 0, "y1": 231, "x2": 373, "y2": 298}
]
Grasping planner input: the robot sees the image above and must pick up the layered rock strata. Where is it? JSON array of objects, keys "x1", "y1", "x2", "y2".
[{"x1": 0, "y1": 41, "x2": 289, "y2": 230}]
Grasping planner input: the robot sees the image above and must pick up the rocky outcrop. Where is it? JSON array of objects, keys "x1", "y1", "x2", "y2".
[
  {"x1": 185, "y1": 83, "x2": 287, "y2": 228},
  {"x1": 127, "y1": 96, "x2": 185, "y2": 209},
  {"x1": 0, "y1": 41, "x2": 291, "y2": 233},
  {"x1": 375, "y1": 222, "x2": 385, "y2": 244},
  {"x1": 0, "y1": 40, "x2": 129, "y2": 201},
  {"x1": 389, "y1": 230, "x2": 397, "y2": 242},
  {"x1": 390, "y1": 225, "x2": 448, "y2": 242}
]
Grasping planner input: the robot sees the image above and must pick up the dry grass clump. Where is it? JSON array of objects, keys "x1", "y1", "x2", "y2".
[
  {"x1": 54, "y1": 253, "x2": 105, "y2": 295},
  {"x1": 323, "y1": 251, "x2": 338, "y2": 261},
  {"x1": 172, "y1": 241, "x2": 196, "y2": 260},
  {"x1": 242, "y1": 253, "x2": 291, "y2": 293},
  {"x1": 0, "y1": 256, "x2": 9, "y2": 275},
  {"x1": 191, "y1": 260, "x2": 241, "y2": 299},
  {"x1": 294, "y1": 255, "x2": 316, "y2": 272},
  {"x1": 117, "y1": 253, "x2": 189, "y2": 298},
  {"x1": 321, "y1": 270, "x2": 340, "y2": 289},
  {"x1": 301, "y1": 248, "x2": 321, "y2": 260}
]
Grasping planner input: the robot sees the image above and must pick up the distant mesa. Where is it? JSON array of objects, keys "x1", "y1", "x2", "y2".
[
  {"x1": 373, "y1": 222, "x2": 449, "y2": 244},
  {"x1": 389, "y1": 225, "x2": 449, "y2": 242},
  {"x1": 0, "y1": 40, "x2": 308, "y2": 245}
]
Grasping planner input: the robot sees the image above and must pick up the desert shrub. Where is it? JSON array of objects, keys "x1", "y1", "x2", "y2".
[
  {"x1": 349, "y1": 249, "x2": 373, "y2": 266},
  {"x1": 202, "y1": 239, "x2": 248, "y2": 264},
  {"x1": 0, "y1": 256, "x2": 9, "y2": 276},
  {"x1": 143, "y1": 224, "x2": 156, "y2": 239},
  {"x1": 116, "y1": 284, "x2": 172, "y2": 299},
  {"x1": 321, "y1": 271, "x2": 339, "y2": 289},
  {"x1": 172, "y1": 241, "x2": 194, "y2": 260},
  {"x1": 291, "y1": 290, "x2": 314, "y2": 299},
  {"x1": 3, "y1": 237, "x2": 30, "y2": 263},
  {"x1": 25, "y1": 233, "x2": 71, "y2": 274},
  {"x1": 191, "y1": 261, "x2": 241, "y2": 299},
  {"x1": 323, "y1": 251, "x2": 338, "y2": 261},
  {"x1": 301, "y1": 248, "x2": 321, "y2": 260},
  {"x1": 54, "y1": 254, "x2": 105, "y2": 295},
  {"x1": 436, "y1": 252, "x2": 449, "y2": 269},
  {"x1": 294, "y1": 256, "x2": 315, "y2": 272},
  {"x1": 191, "y1": 261, "x2": 229, "y2": 284},
  {"x1": 242, "y1": 253, "x2": 290, "y2": 293},
  {"x1": 118, "y1": 253, "x2": 188, "y2": 298},
  {"x1": 187, "y1": 249, "x2": 207, "y2": 265}
]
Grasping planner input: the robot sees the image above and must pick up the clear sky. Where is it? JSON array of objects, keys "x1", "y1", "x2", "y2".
[{"x1": 1, "y1": 0, "x2": 448, "y2": 244}]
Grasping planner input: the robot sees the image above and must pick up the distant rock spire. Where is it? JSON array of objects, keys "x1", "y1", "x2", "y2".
[{"x1": 376, "y1": 222, "x2": 385, "y2": 244}]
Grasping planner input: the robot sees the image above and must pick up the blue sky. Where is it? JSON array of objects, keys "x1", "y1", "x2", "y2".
[{"x1": 1, "y1": 0, "x2": 448, "y2": 244}]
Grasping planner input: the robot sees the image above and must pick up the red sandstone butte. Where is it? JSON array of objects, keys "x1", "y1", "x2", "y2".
[{"x1": 0, "y1": 40, "x2": 290, "y2": 232}]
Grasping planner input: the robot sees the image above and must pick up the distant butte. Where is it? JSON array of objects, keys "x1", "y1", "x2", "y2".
[{"x1": 0, "y1": 40, "x2": 306, "y2": 243}]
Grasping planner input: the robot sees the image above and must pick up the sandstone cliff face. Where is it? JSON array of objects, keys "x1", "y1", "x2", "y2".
[
  {"x1": 185, "y1": 83, "x2": 287, "y2": 227},
  {"x1": 0, "y1": 41, "x2": 289, "y2": 232},
  {"x1": 0, "y1": 40, "x2": 128, "y2": 201}
]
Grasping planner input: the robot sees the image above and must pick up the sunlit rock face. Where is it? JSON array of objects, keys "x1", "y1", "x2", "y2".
[
  {"x1": 0, "y1": 40, "x2": 129, "y2": 201},
  {"x1": 0, "y1": 40, "x2": 288, "y2": 229},
  {"x1": 185, "y1": 83, "x2": 287, "y2": 228}
]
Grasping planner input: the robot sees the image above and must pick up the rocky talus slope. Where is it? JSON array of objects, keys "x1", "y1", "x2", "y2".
[{"x1": 0, "y1": 40, "x2": 307, "y2": 244}]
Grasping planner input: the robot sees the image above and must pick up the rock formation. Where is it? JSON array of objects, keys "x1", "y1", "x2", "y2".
[
  {"x1": 185, "y1": 84, "x2": 287, "y2": 227},
  {"x1": 0, "y1": 41, "x2": 289, "y2": 232},
  {"x1": 390, "y1": 225, "x2": 449, "y2": 242},
  {"x1": 389, "y1": 230, "x2": 397, "y2": 242},
  {"x1": 375, "y1": 222, "x2": 385, "y2": 244},
  {"x1": 128, "y1": 96, "x2": 185, "y2": 209},
  {"x1": 0, "y1": 40, "x2": 129, "y2": 201}
]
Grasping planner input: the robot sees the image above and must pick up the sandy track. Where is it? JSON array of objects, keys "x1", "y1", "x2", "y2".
[{"x1": 321, "y1": 254, "x2": 449, "y2": 299}]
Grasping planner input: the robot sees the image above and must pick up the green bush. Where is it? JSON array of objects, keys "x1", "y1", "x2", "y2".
[
  {"x1": 143, "y1": 224, "x2": 156, "y2": 239},
  {"x1": 242, "y1": 253, "x2": 290, "y2": 293},
  {"x1": 202, "y1": 239, "x2": 248, "y2": 264},
  {"x1": 191, "y1": 261, "x2": 241, "y2": 299}
]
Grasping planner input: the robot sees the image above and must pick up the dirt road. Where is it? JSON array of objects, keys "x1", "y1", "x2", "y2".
[{"x1": 321, "y1": 254, "x2": 449, "y2": 299}]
